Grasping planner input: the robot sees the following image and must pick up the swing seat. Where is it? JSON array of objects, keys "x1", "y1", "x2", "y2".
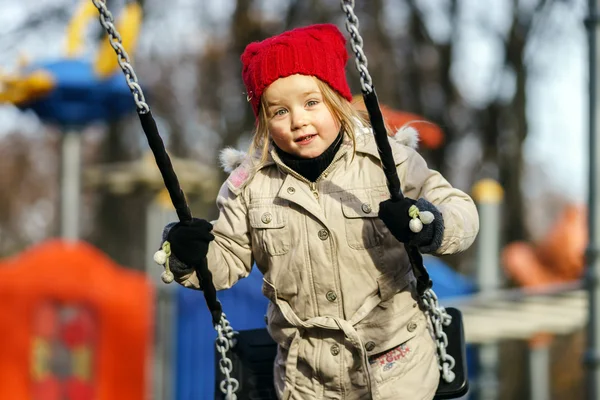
[{"x1": 216, "y1": 311, "x2": 468, "y2": 400}]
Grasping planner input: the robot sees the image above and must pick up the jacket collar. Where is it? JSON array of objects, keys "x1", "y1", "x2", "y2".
[{"x1": 219, "y1": 120, "x2": 419, "y2": 191}]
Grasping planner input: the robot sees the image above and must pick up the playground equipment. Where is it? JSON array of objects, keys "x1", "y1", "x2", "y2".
[
  {"x1": 503, "y1": 204, "x2": 586, "y2": 287},
  {"x1": 352, "y1": 95, "x2": 444, "y2": 150},
  {"x1": 0, "y1": 3, "x2": 154, "y2": 399},
  {"x1": 0, "y1": 0, "x2": 141, "y2": 126},
  {"x1": 0, "y1": 240, "x2": 153, "y2": 400},
  {"x1": 585, "y1": 0, "x2": 600, "y2": 395}
]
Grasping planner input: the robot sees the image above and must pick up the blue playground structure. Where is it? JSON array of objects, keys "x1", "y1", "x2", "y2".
[{"x1": 0, "y1": 1, "x2": 142, "y2": 127}]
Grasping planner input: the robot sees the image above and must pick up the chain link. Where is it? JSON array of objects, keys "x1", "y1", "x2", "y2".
[
  {"x1": 340, "y1": 0, "x2": 373, "y2": 93},
  {"x1": 90, "y1": 0, "x2": 150, "y2": 113},
  {"x1": 422, "y1": 288, "x2": 456, "y2": 383},
  {"x1": 215, "y1": 313, "x2": 239, "y2": 399}
]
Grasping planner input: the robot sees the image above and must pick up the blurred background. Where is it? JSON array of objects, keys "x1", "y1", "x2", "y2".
[{"x1": 0, "y1": 0, "x2": 592, "y2": 399}]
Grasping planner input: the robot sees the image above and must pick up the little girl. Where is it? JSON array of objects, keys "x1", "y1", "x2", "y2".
[{"x1": 161, "y1": 24, "x2": 479, "y2": 400}]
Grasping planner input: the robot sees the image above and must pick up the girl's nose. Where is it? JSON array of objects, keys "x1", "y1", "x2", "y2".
[{"x1": 291, "y1": 109, "x2": 308, "y2": 130}]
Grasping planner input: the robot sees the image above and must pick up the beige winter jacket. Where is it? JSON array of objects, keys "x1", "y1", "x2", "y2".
[{"x1": 176, "y1": 126, "x2": 479, "y2": 400}]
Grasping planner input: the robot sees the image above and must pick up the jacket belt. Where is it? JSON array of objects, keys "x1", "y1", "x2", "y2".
[{"x1": 262, "y1": 269, "x2": 415, "y2": 398}]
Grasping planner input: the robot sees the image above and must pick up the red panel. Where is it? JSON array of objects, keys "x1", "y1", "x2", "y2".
[{"x1": 0, "y1": 239, "x2": 154, "y2": 400}]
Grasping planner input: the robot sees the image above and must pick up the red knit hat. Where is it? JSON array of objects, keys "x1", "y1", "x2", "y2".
[{"x1": 241, "y1": 24, "x2": 353, "y2": 117}]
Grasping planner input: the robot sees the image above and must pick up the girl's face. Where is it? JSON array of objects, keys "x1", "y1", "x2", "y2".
[{"x1": 263, "y1": 75, "x2": 341, "y2": 159}]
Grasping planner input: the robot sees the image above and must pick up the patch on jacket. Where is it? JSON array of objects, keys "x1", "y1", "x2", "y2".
[
  {"x1": 228, "y1": 164, "x2": 250, "y2": 190},
  {"x1": 368, "y1": 343, "x2": 412, "y2": 368}
]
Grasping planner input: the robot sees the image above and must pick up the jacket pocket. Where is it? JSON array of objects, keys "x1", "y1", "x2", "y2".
[
  {"x1": 357, "y1": 280, "x2": 423, "y2": 356},
  {"x1": 363, "y1": 282, "x2": 432, "y2": 386},
  {"x1": 368, "y1": 323, "x2": 436, "y2": 386},
  {"x1": 249, "y1": 205, "x2": 290, "y2": 256},
  {"x1": 341, "y1": 190, "x2": 386, "y2": 249}
]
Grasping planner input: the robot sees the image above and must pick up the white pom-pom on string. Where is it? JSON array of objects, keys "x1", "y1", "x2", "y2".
[
  {"x1": 161, "y1": 270, "x2": 174, "y2": 284},
  {"x1": 409, "y1": 218, "x2": 423, "y2": 233},
  {"x1": 419, "y1": 211, "x2": 435, "y2": 225},
  {"x1": 153, "y1": 249, "x2": 167, "y2": 265}
]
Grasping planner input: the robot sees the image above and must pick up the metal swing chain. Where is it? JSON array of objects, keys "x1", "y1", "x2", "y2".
[
  {"x1": 340, "y1": 0, "x2": 456, "y2": 384},
  {"x1": 89, "y1": 1, "x2": 239, "y2": 398},
  {"x1": 91, "y1": 0, "x2": 149, "y2": 113},
  {"x1": 215, "y1": 314, "x2": 240, "y2": 399},
  {"x1": 340, "y1": 0, "x2": 373, "y2": 94},
  {"x1": 422, "y1": 289, "x2": 456, "y2": 383}
]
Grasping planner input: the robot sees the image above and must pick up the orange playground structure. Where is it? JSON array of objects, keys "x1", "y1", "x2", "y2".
[{"x1": 0, "y1": 240, "x2": 153, "y2": 400}]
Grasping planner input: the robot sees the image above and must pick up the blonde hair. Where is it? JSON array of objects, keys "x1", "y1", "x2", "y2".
[{"x1": 249, "y1": 76, "x2": 369, "y2": 165}]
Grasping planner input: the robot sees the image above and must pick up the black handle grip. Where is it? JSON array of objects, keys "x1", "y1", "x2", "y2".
[
  {"x1": 362, "y1": 90, "x2": 404, "y2": 202},
  {"x1": 362, "y1": 90, "x2": 431, "y2": 294},
  {"x1": 139, "y1": 111, "x2": 223, "y2": 325}
]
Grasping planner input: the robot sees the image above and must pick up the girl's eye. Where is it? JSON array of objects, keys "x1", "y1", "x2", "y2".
[
  {"x1": 274, "y1": 109, "x2": 287, "y2": 116},
  {"x1": 307, "y1": 100, "x2": 319, "y2": 107}
]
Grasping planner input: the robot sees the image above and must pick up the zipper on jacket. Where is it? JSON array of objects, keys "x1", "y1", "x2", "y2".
[
  {"x1": 309, "y1": 182, "x2": 319, "y2": 199},
  {"x1": 308, "y1": 150, "x2": 348, "y2": 200},
  {"x1": 316, "y1": 152, "x2": 343, "y2": 182},
  {"x1": 273, "y1": 144, "x2": 348, "y2": 200}
]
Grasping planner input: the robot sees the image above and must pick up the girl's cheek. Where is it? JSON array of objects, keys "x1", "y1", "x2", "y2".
[{"x1": 271, "y1": 132, "x2": 288, "y2": 141}]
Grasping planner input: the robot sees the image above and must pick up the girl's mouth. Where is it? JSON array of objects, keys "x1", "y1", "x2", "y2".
[{"x1": 295, "y1": 134, "x2": 317, "y2": 144}]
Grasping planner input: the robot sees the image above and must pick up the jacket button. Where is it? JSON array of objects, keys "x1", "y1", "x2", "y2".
[
  {"x1": 326, "y1": 291, "x2": 337, "y2": 302},
  {"x1": 361, "y1": 203, "x2": 372, "y2": 214},
  {"x1": 330, "y1": 344, "x2": 340, "y2": 356},
  {"x1": 365, "y1": 341, "x2": 376, "y2": 352},
  {"x1": 318, "y1": 229, "x2": 329, "y2": 240},
  {"x1": 287, "y1": 187, "x2": 296, "y2": 194},
  {"x1": 407, "y1": 321, "x2": 418, "y2": 332},
  {"x1": 261, "y1": 212, "x2": 272, "y2": 224}
]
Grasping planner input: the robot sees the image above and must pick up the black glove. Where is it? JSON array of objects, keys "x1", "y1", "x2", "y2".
[
  {"x1": 378, "y1": 197, "x2": 444, "y2": 253},
  {"x1": 163, "y1": 218, "x2": 215, "y2": 270}
]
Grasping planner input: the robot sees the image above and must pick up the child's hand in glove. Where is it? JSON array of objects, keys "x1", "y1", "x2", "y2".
[
  {"x1": 166, "y1": 218, "x2": 215, "y2": 266},
  {"x1": 154, "y1": 218, "x2": 215, "y2": 284},
  {"x1": 378, "y1": 197, "x2": 444, "y2": 253}
]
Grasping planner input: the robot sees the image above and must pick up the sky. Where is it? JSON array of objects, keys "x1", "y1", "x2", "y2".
[{"x1": 0, "y1": 0, "x2": 591, "y2": 203}]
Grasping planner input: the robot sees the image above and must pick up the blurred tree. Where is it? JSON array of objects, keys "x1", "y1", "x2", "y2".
[
  {"x1": 0, "y1": 0, "x2": 581, "y2": 268},
  {"x1": 87, "y1": 0, "x2": 150, "y2": 269},
  {"x1": 0, "y1": 129, "x2": 58, "y2": 257},
  {"x1": 88, "y1": 117, "x2": 150, "y2": 270}
]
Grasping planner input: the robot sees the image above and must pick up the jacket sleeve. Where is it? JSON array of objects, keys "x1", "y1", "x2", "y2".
[
  {"x1": 175, "y1": 181, "x2": 254, "y2": 291},
  {"x1": 396, "y1": 146, "x2": 479, "y2": 255}
]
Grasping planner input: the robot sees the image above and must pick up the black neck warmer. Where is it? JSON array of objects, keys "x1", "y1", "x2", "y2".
[{"x1": 275, "y1": 132, "x2": 343, "y2": 182}]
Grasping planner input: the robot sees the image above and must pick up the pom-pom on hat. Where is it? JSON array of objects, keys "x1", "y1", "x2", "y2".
[{"x1": 241, "y1": 24, "x2": 353, "y2": 117}]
